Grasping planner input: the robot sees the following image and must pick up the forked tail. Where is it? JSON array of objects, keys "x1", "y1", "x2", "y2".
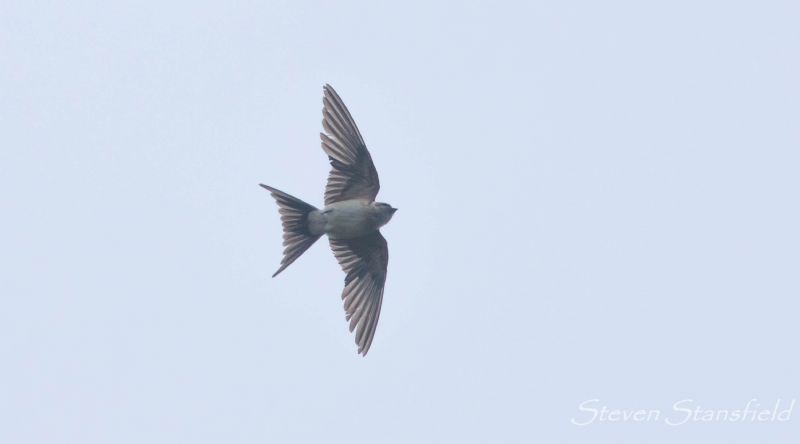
[{"x1": 259, "y1": 184, "x2": 322, "y2": 277}]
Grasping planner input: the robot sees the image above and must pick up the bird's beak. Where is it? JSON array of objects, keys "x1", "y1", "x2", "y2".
[{"x1": 391, "y1": 207, "x2": 398, "y2": 213}]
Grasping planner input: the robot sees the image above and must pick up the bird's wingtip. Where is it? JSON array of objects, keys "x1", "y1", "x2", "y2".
[{"x1": 271, "y1": 263, "x2": 289, "y2": 278}]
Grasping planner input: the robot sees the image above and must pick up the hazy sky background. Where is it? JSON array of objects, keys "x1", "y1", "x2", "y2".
[{"x1": 2, "y1": 1, "x2": 798, "y2": 442}]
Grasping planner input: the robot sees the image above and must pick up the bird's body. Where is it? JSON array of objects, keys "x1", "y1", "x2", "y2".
[
  {"x1": 260, "y1": 84, "x2": 396, "y2": 355},
  {"x1": 311, "y1": 200, "x2": 395, "y2": 239}
]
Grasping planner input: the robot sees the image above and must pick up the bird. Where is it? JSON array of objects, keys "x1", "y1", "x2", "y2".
[{"x1": 260, "y1": 84, "x2": 397, "y2": 356}]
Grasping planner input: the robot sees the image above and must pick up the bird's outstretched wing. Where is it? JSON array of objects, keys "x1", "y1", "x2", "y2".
[
  {"x1": 329, "y1": 231, "x2": 388, "y2": 355},
  {"x1": 320, "y1": 84, "x2": 380, "y2": 205}
]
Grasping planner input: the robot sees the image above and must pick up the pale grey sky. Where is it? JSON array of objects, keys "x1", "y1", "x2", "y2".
[{"x1": 1, "y1": 1, "x2": 799, "y2": 442}]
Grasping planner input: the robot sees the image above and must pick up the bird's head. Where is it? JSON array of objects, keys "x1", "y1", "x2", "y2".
[{"x1": 373, "y1": 202, "x2": 398, "y2": 226}]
